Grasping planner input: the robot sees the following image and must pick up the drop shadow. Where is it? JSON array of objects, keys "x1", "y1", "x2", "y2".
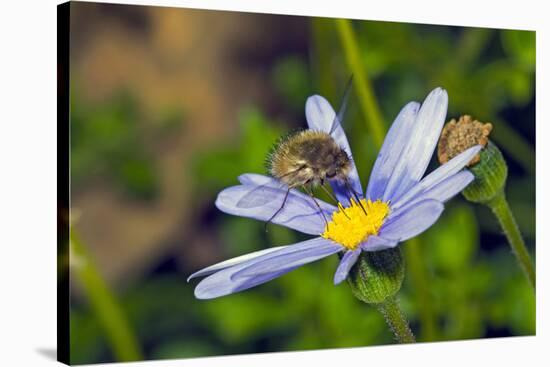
[{"x1": 36, "y1": 348, "x2": 57, "y2": 361}]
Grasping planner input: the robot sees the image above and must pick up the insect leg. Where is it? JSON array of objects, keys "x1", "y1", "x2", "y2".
[
  {"x1": 320, "y1": 183, "x2": 350, "y2": 219},
  {"x1": 304, "y1": 184, "x2": 329, "y2": 227},
  {"x1": 343, "y1": 177, "x2": 367, "y2": 215},
  {"x1": 264, "y1": 187, "x2": 291, "y2": 233},
  {"x1": 320, "y1": 182, "x2": 338, "y2": 203}
]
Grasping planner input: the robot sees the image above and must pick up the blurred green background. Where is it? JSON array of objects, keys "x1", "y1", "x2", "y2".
[{"x1": 67, "y1": 2, "x2": 535, "y2": 364}]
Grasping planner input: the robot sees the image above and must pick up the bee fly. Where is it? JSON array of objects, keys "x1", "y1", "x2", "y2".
[{"x1": 237, "y1": 77, "x2": 364, "y2": 230}]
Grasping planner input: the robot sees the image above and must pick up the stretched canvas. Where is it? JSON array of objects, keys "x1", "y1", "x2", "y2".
[{"x1": 58, "y1": 1, "x2": 536, "y2": 365}]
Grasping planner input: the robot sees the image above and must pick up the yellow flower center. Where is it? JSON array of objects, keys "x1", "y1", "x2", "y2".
[{"x1": 322, "y1": 199, "x2": 391, "y2": 250}]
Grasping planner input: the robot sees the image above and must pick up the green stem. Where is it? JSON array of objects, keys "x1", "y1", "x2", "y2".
[
  {"x1": 375, "y1": 296, "x2": 416, "y2": 343},
  {"x1": 70, "y1": 229, "x2": 143, "y2": 361},
  {"x1": 334, "y1": 19, "x2": 434, "y2": 341},
  {"x1": 453, "y1": 28, "x2": 492, "y2": 69},
  {"x1": 335, "y1": 18, "x2": 385, "y2": 148},
  {"x1": 311, "y1": 18, "x2": 336, "y2": 102},
  {"x1": 491, "y1": 119, "x2": 536, "y2": 176},
  {"x1": 487, "y1": 191, "x2": 536, "y2": 289},
  {"x1": 404, "y1": 238, "x2": 437, "y2": 341}
]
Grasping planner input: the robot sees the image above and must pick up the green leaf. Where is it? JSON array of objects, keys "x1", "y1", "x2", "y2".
[
  {"x1": 425, "y1": 204, "x2": 478, "y2": 273},
  {"x1": 151, "y1": 340, "x2": 217, "y2": 359},
  {"x1": 501, "y1": 30, "x2": 536, "y2": 72},
  {"x1": 271, "y1": 56, "x2": 311, "y2": 110},
  {"x1": 191, "y1": 106, "x2": 284, "y2": 196}
]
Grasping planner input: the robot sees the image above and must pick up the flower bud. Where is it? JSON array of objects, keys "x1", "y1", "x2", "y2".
[
  {"x1": 462, "y1": 142, "x2": 508, "y2": 203},
  {"x1": 347, "y1": 247, "x2": 405, "y2": 304},
  {"x1": 438, "y1": 115, "x2": 507, "y2": 204}
]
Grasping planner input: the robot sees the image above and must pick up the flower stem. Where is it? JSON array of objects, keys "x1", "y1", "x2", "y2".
[
  {"x1": 335, "y1": 19, "x2": 426, "y2": 343},
  {"x1": 70, "y1": 229, "x2": 143, "y2": 361},
  {"x1": 404, "y1": 238, "x2": 437, "y2": 341},
  {"x1": 491, "y1": 119, "x2": 536, "y2": 176},
  {"x1": 335, "y1": 18, "x2": 385, "y2": 148},
  {"x1": 487, "y1": 191, "x2": 536, "y2": 289},
  {"x1": 311, "y1": 18, "x2": 337, "y2": 101},
  {"x1": 375, "y1": 296, "x2": 416, "y2": 343}
]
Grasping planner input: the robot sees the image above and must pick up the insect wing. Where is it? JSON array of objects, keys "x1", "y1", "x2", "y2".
[
  {"x1": 236, "y1": 181, "x2": 289, "y2": 209},
  {"x1": 329, "y1": 75, "x2": 353, "y2": 135}
]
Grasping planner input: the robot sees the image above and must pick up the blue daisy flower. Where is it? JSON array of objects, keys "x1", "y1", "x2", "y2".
[{"x1": 189, "y1": 87, "x2": 481, "y2": 299}]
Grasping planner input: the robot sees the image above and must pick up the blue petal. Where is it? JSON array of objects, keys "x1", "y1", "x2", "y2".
[
  {"x1": 366, "y1": 102, "x2": 420, "y2": 200},
  {"x1": 232, "y1": 237, "x2": 343, "y2": 279},
  {"x1": 216, "y1": 176, "x2": 335, "y2": 235},
  {"x1": 194, "y1": 264, "x2": 299, "y2": 300},
  {"x1": 392, "y1": 145, "x2": 481, "y2": 209},
  {"x1": 395, "y1": 170, "x2": 474, "y2": 213},
  {"x1": 382, "y1": 88, "x2": 449, "y2": 202},
  {"x1": 333, "y1": 249, "x2": 361, "y2": 284},
  {"x1": 187, "y1": 246, "x2": 289, "y2": 281},
  {"x1": 305, "y1": 95, "x2": 363, "y2": 203},
  {"x1": 238, "y1": 173, "x2": 272, "y2": 186},
  {"x1": 380, "y1": 199, "x2": 444, "y2": 242},
  {"x1": 193, "y1": 237, "x2": 343, "y2": 299},
  {"x1": 360, "y1": 235, "x2": 398, "y2": 252}
]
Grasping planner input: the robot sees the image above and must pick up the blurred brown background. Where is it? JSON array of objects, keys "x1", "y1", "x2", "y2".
[{"x1": 70, "y1": 3, "x2": 308, "y2": 287}]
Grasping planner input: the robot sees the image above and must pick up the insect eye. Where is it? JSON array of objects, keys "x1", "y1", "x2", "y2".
[{"x1": 338, "y1": 152, "x2": 349, "y2": 164}]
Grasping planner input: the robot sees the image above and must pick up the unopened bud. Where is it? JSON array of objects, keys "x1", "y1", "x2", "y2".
[{"x1": 347, "y1": 248, "x2": 405, "y2": 304}]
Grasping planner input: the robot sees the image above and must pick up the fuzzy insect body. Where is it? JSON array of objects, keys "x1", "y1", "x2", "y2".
[
  {"x1": 236, "y1": 78, "x2": 357, "y2": 227},
  {"x1": 267, "y1": 130, "x2": 352, "y2": 189}
]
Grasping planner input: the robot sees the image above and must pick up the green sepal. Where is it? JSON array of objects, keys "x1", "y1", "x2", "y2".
[
  {"x1": 463, "y1": 141, "x2": 508, "y2": 204},
  {"x1": 347, "y1": 247, "x2": 405, "y2": 304}
]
